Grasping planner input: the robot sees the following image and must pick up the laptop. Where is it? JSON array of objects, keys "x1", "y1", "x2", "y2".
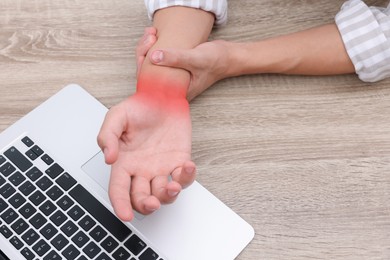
[{"x1": 0, "y1": 84, "x2": 254, "y2": 260}]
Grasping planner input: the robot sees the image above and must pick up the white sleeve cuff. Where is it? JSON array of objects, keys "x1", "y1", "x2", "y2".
[
  {"x1": 335, "y1": 0, "x2": 390, "y2": 82},
  {"x1": 144, "y1": 0, "x2": 228, "y2": 26}
]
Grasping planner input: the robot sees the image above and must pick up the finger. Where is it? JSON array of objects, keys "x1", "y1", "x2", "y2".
[
  {"x1": 151, "y1": 175, "x2": 182, "y2": 204},
  {"x1": 136, "y1": 28, "x2": 156, "y2": 62},
  {"x1": 136, "y1": 34, "x2": 157, "y2": 78},
  {"x1": 136, "y1": 28, "x2": 157, "y2": 78},
  {"x1": 136, "y1": 27, "x2": 157, "y2": 53},
  {"x1": 131, "y1": 176, "x2": 161, "y2": 215},
  {"x1": 150, "y1": 49, "x2": 195, "y2": 72},
  {"x1": 142, "y1": 27, "x2": 157, "y2": 40},
  {"x1": 171, "y1": 161, "x2": 197, "y2": 189},
  {"x1": 97, "y1": 105, "x2": 127, "y2": 164},
  {"x1": 108, "y1": 163, "x2": 134, "y2": 221}
]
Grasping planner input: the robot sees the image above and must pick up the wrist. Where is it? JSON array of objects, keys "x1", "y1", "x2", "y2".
[
  {"x1": 138, "y1": 45, "x2": 191, "y2": 99},
  {"x1": 137, "y1": 73, "x2": 189, "y2": 100},
  {"x1": 135, "y1": 75, "x2": 189, "y2": 115},
  {"x1": 224, "y1": 42, "x2": 254, "y2": 78},
  {"x1": 138, "y1": 42, "x2": 191, "y2": 100},
  {"x1": 235, "y1": 39, "x2": 301, "y2": 75}
]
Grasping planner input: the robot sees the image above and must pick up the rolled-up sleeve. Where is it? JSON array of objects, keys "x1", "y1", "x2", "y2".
[
  {"x1": 335, "y1": 0, "x2": 390, "y2": 82},
  {"x1": 144, "y1": 0, "x2": 228, "y2": 26}
]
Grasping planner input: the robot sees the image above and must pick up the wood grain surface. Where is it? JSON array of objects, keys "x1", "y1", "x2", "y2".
[{"x1": 1, "y1": 0, "x2": 390, "y2": 259}]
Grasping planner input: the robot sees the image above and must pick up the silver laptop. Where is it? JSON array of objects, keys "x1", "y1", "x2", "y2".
[{"x1": 0, "y1": 84, "x2": 254, "y2": 260}]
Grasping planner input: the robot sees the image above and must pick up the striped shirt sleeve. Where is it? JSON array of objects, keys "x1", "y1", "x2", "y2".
[
  {"x1": 144, "y1": 0, "x2": 228, "y2": 26},
  {"x1": 335, "y1": 0, "x2": 390, "y2": 82}
]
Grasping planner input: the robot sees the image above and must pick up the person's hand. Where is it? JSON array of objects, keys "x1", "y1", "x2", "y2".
[
  {"x1": 97, "y1": 91, "x2": 196, "y2": 221},
  {"x1": 136, "y1": 27, "x2": 157, "y2": 78},
  {"x1": 136, "y1": 28, "x2": 232, "y2": 100}
]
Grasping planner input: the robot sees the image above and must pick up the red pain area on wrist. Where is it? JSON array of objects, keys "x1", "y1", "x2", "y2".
[
  {"x1": 135, "y1": 77, "x2": 189, "y2": 114},
  {"x1": 137, "y1": 76, "x2": 188, "y2": 98}
]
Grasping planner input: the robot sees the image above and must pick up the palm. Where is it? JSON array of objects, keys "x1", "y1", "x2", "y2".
[
  {"x1": 98, "y1": 92, "x2": 194, "y2": 220},
  {"x1": 114, "y1": 93, "x2": 192, "y2": 180}
]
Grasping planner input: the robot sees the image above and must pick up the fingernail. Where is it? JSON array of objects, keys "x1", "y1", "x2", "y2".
[
  {"x1": 145, "y1": 206, "x2": 159, "y2": 212},
  {"x1": 143, "y1": 35, "x2": 151, "y2": 44},
  {"x1": 151, "y1": 50, "x2": 163, "y2": 63},
  {"x1": 168, "y1": 190, "x2": 179, "y2": 197},
  {"x1": 185, "y1": 166, "x2": 195, "y2": 175}
]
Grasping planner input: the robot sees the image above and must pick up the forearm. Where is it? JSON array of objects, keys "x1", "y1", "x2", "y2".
[
  {"x1": 138, "y1": 7, "x2": 214, "y2": 98},
  {"x1": 228, "y1": 23, "x2": 355, "y2": 77}
]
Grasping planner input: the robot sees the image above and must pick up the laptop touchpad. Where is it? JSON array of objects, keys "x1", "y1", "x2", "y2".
[
  {"x1": 81, "y1": 151, "x2": 145, "y2": 220},
  {"x1": 82, "y1": 151, "x2": 111, "y2": 192}
]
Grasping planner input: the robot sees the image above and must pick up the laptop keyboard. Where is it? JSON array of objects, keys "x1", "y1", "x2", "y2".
[{"x1": 0, "y1": 136, "x2": 163, "y2": 260}]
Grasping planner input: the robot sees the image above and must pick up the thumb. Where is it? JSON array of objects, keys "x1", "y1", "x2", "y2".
[
  {"x1": 97, "y1": 105, "x2": 126, "y2": 164},
  {"x1": 150, "y1": 49, "x2": 194, "y2": 71}
]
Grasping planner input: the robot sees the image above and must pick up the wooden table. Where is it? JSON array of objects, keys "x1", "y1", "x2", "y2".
[{"x1": 1, "y1": 0, "x2": 390, "y2": 259}]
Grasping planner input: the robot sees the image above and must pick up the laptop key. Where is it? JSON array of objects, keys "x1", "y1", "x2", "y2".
[
  {"x1": 45, "y1": 163, "x2": 64, "y2": 179},
  {"x1": 0, "y1": 155, "x2": 5, "y2": 166},
  {"x1": 0, "y1": 225, "x2": 13, "y2": 238},
  {"x1": 21, "y1": 228, "x2": 39, "y2": 246},
  {"x1": 39, "y1": 200, "x2": 57, "y2": 216},
  {"x1": 112, "y1": 247, "x2": 131, "y2": 260},
  {"x1": 72, "y1": 230, "x2": 90, "y2": 248},
  {"x1": 25, "y1": 150, "x2": 38, "y2": 161},
  {"x1": 61, "y1": 220, "x2": 79, "y2": 237},
  {"x1": 96, "y1": 252, "x2": 113, "y2": 260},
  {"x1": 62, "y1": 244, "x2": 80, "y2": 260},
  {"x1": 11, "y1": 218, "x2": 29, "y2": 235},
  {"x1": 90, "y1": 225, "x2": 107, "y2": 242},
  {"x1": 0, "y1": 197, "x2": 8, "y2": 213},
  {"x1": 41, "y1": 154, "x2": 54, "y2": 165},
  {"x1": 68, "y1": 204, "x2": 85, "y2": 221},
  {"x1": 29, "y1": 212, "x2": 47, "y2": 230},
  {"x1": 10, "y1": 235, "x2": 24, "y2": 250},
  {"x1": 56, "y1": 172, "x2": 77, "y2": 191},
  {"x1": 19, "y1": 203, "x2": 37, "y2": 219},
  {"x1": 46, "y1": 185, "x2": 64, "y2": 201},
  {"x1": 0, "y1": 175, "x2": 5, "y2": 187},
  {"x1": 69, "y1": 184, "x2": 132, "y2": 242},
  {"x1": 28, "y1": 190, "x2": 46, "y2": 206},
  {"x1": 0, "y1": 162, "x2": 16, "y2": 177},
  {"x1": 26, "y1": 167, "x2": 43, "y2": 182},
  {"x1": 9, "y1": 171, "x2": 26, "y2": 186},
  {"x1": 78, "y1": 215, "x2": 96, "y2": 232},
  {"x1": 139, "y1": 248, "x2": 159, "y2": 260},
  {"x1": 4, "y1": 146, "x2": 32, "y2": 172},
  {"x1": 1, "y1": 207, "x2": 18, "y2": 224},
  {"x1": 50, "y1": 210, "x2": 68, "y2": 226},
  {"x1": 36, "y1": 176, "x2": 54, "y2": 191},
  {"x1": 21, "y1": 136, "x2": 34, "y2": 147},
  {"x1": 0, "y1": 183, "x2": 16, "y2": 199},
  {"x1": 29, "y1": 145, "x2": 44, "y2": 157},
  {"x1": 124, "y1": 234, "x2": 146, "y2": 256},
  {"x1": 57, "y1": 195, "x2": 74, "y2": 211},
  {"x1": 40, "y1": 222, "x2": 58, "y2": 240},
  {"x1": 83, "y1": 241, "x2": 101, "y2": 258},
  {"x1": 32, "y1": 239, "x2": 51, "y2": 257},
  {"x1": 44, "y1": 250, "x2": 62, "y2": 260},
  {"x1": 101, "y1": 235, "x2": 119, "y2": 253},
  {"x1": 19, "y1": 180, "x2": 36, "y2": 196},
  {"x1": 51, "y1": 233, "x2": 69, "y2": 251},
  {"x1": 20, "y1": 247, "x2": 35, "y2": 260},
  {"x1": 8, "y1": 192, "x2": 26, "y2": 209}
]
